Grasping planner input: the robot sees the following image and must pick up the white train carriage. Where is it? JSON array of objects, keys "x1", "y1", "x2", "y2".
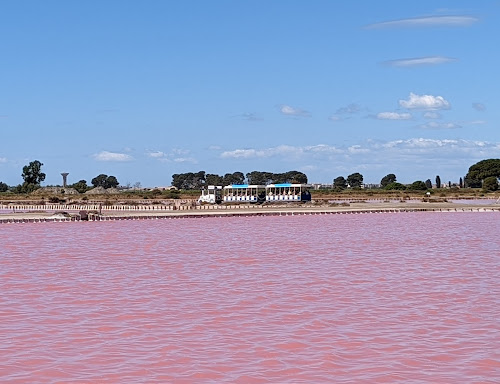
[
  {"x1": 265, "y1": 183, "x2": 311, "y2": 202},
  {"x1": 198, "y1": 183, "x2": 311, "y2": 204},
  {"x1": 223, "y1": 184, "x2": 265, "y2": 203}
]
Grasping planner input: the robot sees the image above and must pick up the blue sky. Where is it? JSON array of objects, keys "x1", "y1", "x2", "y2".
[{"x1": 1, "y1": 1, "x2": 499, "y2": 187}]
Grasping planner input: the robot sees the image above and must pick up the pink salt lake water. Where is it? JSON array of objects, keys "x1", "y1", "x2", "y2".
[{"x1": 1, "y1": 212, "x2": 499, "y2": 383}]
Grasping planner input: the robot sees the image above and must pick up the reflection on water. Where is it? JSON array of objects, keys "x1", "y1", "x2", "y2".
[{"x1": 1, "y1": 212, "x2": 499, "y2": 383}]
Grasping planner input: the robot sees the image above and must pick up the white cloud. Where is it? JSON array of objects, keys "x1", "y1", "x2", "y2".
[
  {"x1": 221, "y1": 145, "x2": 304, "y2": 159},
  {"x1": 418, "y1": 121, "x2": 460, "y2": 130},
  {"x1": 384, "y1": 56, "x2": 457, "y2": 67},
  {"x1": 0, "y1": 157, "x2": 7, "y2": 163},
  {"x1": 376, "y1": 112, "x2": 412, "y2": 120},
  {"x1": 472, "y1": 103, "x2": 486, "y2": 111},
  {"x1": 219, "y1": 139, "x2": 500, "y2": 163},
  {"x1": 279, "y1": 104, "x2": 311, "y2": 117},
  {"x1": 148, "y1": 148, "x2": 197, "y2": 163},
  {"x1": 366, "y1": 15, "x2": 479, "y2": 29},
  {"x1": 380, "y1": 138, "x2": 499, "y2": 154},
  {"x1": 423, "y1": 111, "x2": 442, "y2": 119},
  {"x1": 328, "y1": 115, "x2": 343, "y2": 122},
  {"x1": 92, "y1": 151, "x2": 133, "y2": 162},
  {"x1": 348, "y1": 145, "x2": 370, "y2": 154},
  {"x1": 399, "y1": 92, "x2": 450, "y2": 110},
  {"x1": 172, "y1": 157, "x2": 197, "y2": 163},
  {"x1": 217, "y1": 139, "x2": 500, "y2": 183},
  {"x1": 147, "y1": 151, "x2": 166, "y2": 158}
]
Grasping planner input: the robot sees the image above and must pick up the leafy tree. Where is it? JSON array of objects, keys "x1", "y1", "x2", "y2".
[
  {"x1": 380, "y1": 174, "x2": 396, "y2": 188},
  {"x1": 245, "y1": 171, "x2": 273, "y2": 185},
  {"x1": 408, "y1": 180, "x2": 427, "y2": 190},
  {"x1": 287, "y1": 171, "x2": 308, "y2": 184},
  {"x1": 465, "y1": 159, "x2": 500, "y2": 188},
  {"x1": 425, "y1": 179, "x2": 432, "y2": 189},
  {"x1": 347, "y1": 172, "x2": 363, "y2": 188},
  {"x1": 333, "y1": 176, "x2": 347, "y2": 190},
  {"x1": 384, "y1": 182, "x2": 406, "y2": 190},
  {"x1": 71, "y1": 180, "x2": 89, "y2": 193},
  {"x1": 459, "y1": 177, "x2": 463, "y2": 188},
  {"x1": 0, "y1": 181, "x2": 8, "y2": 192},
  {"x1": 91, "y1": 174, "x2": 120, "y2": 189},
  {"x1": 223, "y1": 171, "x2": 245, "y2": 185},
  {"x1": 22, "y1": 160, "x2": 46, "y2": 185},
  {"x1": 171, "y1": 171, "x2": 205, "y2": 189},
  {"x1": 205, "y1": 173, "x2": 224, "y2": 186},
  {"x1": 92, "y1": 174, "x2": 108, "y2": 188},
  {"x1": 106, "y1": 176, "x2": 119, "y2": 188},
  {"x1": 435, "y1": 175, "x2": 441, "y2": 189},
  {"x1": 482, "y1": 176, "x2": 499, "y2": 191}
]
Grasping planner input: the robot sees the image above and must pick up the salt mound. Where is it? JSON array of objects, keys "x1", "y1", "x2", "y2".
[{"x1": 85, "y1": 187, "x2": 120, "y2": 195}]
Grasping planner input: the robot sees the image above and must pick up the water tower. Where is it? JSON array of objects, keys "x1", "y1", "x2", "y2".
[{"x1": 61, "y1": 172, "x2": 69, "y2": 187}]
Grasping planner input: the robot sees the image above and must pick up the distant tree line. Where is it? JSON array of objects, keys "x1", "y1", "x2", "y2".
[
  {"x1": 171, "y1": 170, "x2": 308, "y2": 190},
  {"x1": 2, "y1": 159, "x2": 499, "y2": 194},
  {"x1": 0, "y1": 160, "x2": 121, "y2": 194}
]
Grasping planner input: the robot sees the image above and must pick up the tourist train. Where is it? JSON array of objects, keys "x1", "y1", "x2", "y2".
[{"x1": 198, "y1": 183, "x2": 312, "y2": 204}]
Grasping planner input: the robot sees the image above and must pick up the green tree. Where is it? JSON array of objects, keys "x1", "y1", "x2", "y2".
[
  {"x1": 245, "y1": 171, "x2": 273, "y2": 185},
  {"x1": 205, "y1": 173, "x2": 224, "y2": 186},
  {"x1": 435, "y1": 175, "x2": 441, "y2": 189},
  {"x1": 347, "y1": 172, "x2": 363, "y2": 189},
  {"x1": 223, "y1": 171, "x2": 245, "y2": 185},
  {"x1": 465, "y1": 159, "x2": 500, "y2": 188},
  {"x1": 171, "y1": 171, "x2": 205, "y2": 189},
  {"x1": 425, "y1": 179, "x2": 432, "y2": 189},
  {"x1": 22, "y1": 160, "x2": 46, "y2": 185},
  {"x1": 459, "y1": 177, "x2": 463, "y2": 188},
  {"x1": 71, "y1": 180, "x2": 89, "y2": 193},
  {"x1": 106, "y1": 176, "x2": 119, "y2": 188},
  {"x1": 384, "y1": 182, "x2": 406, "y2": 190},
  {"x1": 91, "y1": 174, "x2": 120, "y2": 189},
  {"x1": 408, "y1": 180, "x2": 427, "y2": 190},
  {"x1": 333, "y1": 176, "x2": 347, "y2": 190},
  {"x1": 380, "y1": 174, "x2": 396, "y2": 188},
  {"x1": 0, "y1": 181, "x2": 8, "y2": 192},
  {"x1": 482, "y1": 176, "x2": 499, "y2": 191},
  {"x1": 92, "y1": 174, "x2": 108, "y2": 188}
]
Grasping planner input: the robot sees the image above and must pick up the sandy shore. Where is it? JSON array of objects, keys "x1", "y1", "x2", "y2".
[{"x1": 1, "y1": 200, "x2": 499, "y2": 222}]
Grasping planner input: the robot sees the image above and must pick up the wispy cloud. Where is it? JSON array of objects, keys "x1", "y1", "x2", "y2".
[
  {"x1": 376, "y1": 112, "x2": 412, "y2": 120},
  {"x1": 92, "y1": 151, "x2": 133, "y2": 162},
  {"x1": 220, "y1": 139, "x2": 500, "y2": 163},
  {"x1": 329, "y1": 103, "x2": 362, "y2": 121},
  {"x1": 147, "y1": 149, "x2": 197, "y2": 164},
  {"x1": 172, "y1": 157, "x2": 197, "y2": 163},
  {"x1": 238, "y1": 113, "x2": 263, "y2": 121},
  {"x1": 379, "y1": 138, "x2": 498, "y2": 154},
  {"x1": 335, "y1": 103, "x2": 361, "y2": 114},
  {"x1": 147, "y1": 151, "x2": 166, "y2": 158},
  {"x1": 472, "y1": 102, "x2": 486, "y2": 111},
  {"x1": 423, "y1": 111, "x2": 442, "y2": 119},
  {"x1": 384, "y1": 56, "x2": 457, "y2": 67},
  {"x1": 399, "y1": 92, "x2": 451, "y2": 110},
  {"x1": 417, "y1": 121, "x2": 461, "y2": 130},
  {"x1": 366, "y1": 15, "x2": 479, "y2": 29},
  {"x1": 278, "y1": 104, "x2": 311, "y2": 117},
  {"x1": 0, "y1": 157, "x2": 7, "y2": 163}
]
